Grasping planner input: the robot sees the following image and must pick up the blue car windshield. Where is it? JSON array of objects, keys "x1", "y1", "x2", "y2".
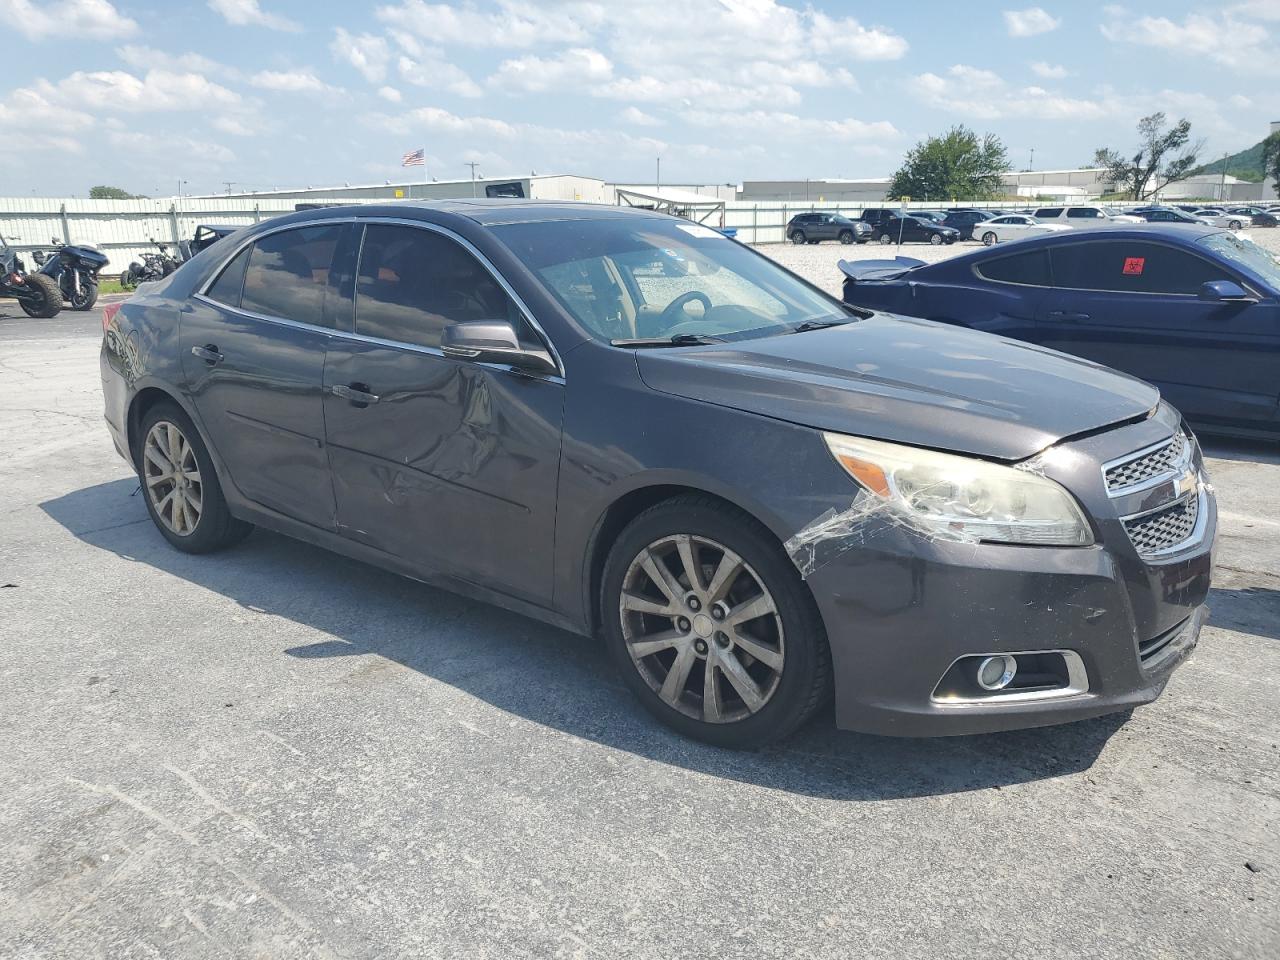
[
  {"x1": 492, "y1": 217, "x2": 850, "y2": 343},
  {"x1": 1198, "y1": 233, "x2": 1280, "y2": 289}
]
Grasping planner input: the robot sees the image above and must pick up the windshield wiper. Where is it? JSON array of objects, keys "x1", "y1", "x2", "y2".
[
  {"x1": 791, "y1": 318, "x2": 854, "y2": 333},
  {"x1": 610, "y1": 334, "x2": 727, "y2": 348}
]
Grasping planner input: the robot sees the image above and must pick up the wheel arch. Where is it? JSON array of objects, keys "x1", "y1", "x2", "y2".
[{"x1": 125, "y1": 384, "x2": 210, "y2": 471}]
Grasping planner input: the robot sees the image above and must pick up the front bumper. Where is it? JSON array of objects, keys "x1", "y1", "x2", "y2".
[{"x1": 803, "y1": 405, "x2": 1216, "y2": 737}]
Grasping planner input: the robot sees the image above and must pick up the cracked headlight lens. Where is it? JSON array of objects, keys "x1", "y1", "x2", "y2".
[{"x1": 823, "y1": 432, "x2": 1094, "y2": 546}]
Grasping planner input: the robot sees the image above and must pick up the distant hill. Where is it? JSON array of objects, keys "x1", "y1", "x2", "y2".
[{"x1": 1194, "y1": 138, "x2": 1267, "y2": 183}]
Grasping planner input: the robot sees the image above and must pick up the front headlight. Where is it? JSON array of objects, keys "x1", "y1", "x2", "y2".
[{"x1": 823, "y1": 432, "x2": 1094, "y2": 546}]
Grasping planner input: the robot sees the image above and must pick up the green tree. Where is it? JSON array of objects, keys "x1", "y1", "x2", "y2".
[
  {"x1": 89, "y1": 185, "x2": 135, "y2": 199},
  {"x1": 1262, "y1": 132, "x2": 1280, "y2": 202},
  {"x1": 887, "y1": 126, "x2": 1011, "y2": 202},
  {"x1": 1092, "y1": 113, "x2": 1203, "y2": 200}
]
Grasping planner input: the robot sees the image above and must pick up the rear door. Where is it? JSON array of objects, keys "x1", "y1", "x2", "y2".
[
  {"x1": 321, "y1": 221, "x2": 565, "y2": 605},
  {"x1": 1034, "y1": 238, "x2": 1279, "y2": 430},
  {"x1": 182, "y1": 223, "x2": 352, "y2": 529}
]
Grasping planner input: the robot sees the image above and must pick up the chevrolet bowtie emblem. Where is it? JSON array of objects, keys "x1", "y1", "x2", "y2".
[{"x1": 1173, "y1": 469, "x2": 1198, "y2": 498}]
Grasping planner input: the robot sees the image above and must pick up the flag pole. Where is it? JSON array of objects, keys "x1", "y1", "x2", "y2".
[{"x1": 423, "y1": 147, "x2": 428, "y2": 185}]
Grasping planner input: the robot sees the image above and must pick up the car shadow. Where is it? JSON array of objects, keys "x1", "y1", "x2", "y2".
[
  {"x1": 43, "y1": 478, "x2": 1139, "y2": 801},
  {"x1": 1207, "y1": 585, "x2": 1280, "y2": 642},
  {"x1": 1199, "y1": 435, "x2": 1280, "y2": 465}
]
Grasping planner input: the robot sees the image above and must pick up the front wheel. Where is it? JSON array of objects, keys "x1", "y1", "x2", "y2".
[
  {"x1": 602, "y1": 496, "x2": 831, "y2": 749},
  {"x1": 137, "y1": 401, "x2": 252, "y2": 554},
  {"x1": 69, "y1": 279, "x2": 98, "y2": 311},
  {"x1": 18, "y1": 273, "x2": 61, "y2": 318},
  {"x1": 981, "y1": 231, "x2": 998, "y2": 246},
  {"x1": 878, "y1": 233, "x2": 893, "y2": 245},
  {"x1": 838, "y1": 230, "x2": 854, "y2": 244},
  {"x1": 929, "y1": 234, "x2": 944, "y2": 245},
  {"x1": 1229, "y1": 219, "x2": 1243, "y2": 230}
]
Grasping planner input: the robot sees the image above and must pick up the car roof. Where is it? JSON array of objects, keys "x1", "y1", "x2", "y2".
[{"x1": 258, "y1": 198, "x2": 672, "y2": 231}]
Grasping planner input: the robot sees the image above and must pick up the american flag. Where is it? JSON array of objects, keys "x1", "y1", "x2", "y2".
[{"x1": 401, "y1": 148, "x2": 425, "y2": 167}]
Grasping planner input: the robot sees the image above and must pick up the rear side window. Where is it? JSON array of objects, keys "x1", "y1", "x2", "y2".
[
  {"x1": 240, "y1": 225, "x2": 345, "y2": 326},
  {"x1": 977, "y1": 250, "x2": 1051, "y2": 286},
  {"x1": 1035, "y1": 207, "x2": 1063, "y2": 218},
  {"x1": 205, "y1": 247, "x2": 250, "y2": 307},
  {"x1": 1051, "y1": 241, "x2": 1229, "y2": 295},
  {"x1": 354, "y1": 224, "x2": 521, "y2": 349},
  {"x1": 1067, "y1": 207, "x2": 1102, "y2": 219}
]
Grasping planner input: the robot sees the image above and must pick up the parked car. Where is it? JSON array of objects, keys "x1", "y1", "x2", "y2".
[
  {"x1": 1193, "y1": 209, "x2": 1249, "y2": 230},
  {"x1": 839, "y1": 225, "x2": 1280, "y2": 439},
  {"x1": 1250, "y1": 212, "x2": 1278, "y2": 228},
  {"x1": 974, "y1": 214, "x2": 1071, "y2": 245},
  {"x1": 941, "y1": 209, "x2": 998, "y2": 240},
  {"x1": 912, "y1": 211, "x2": 947, "y2": 223},
  {"x1": 1032, "y1": 205, "x2": 1143, "y2": 227},
  {"x1": 100, "y1": 201, "x2": 1214, "y2": 747},
  {"x1": 856, "y1": 207, "x2": 899, "y2": 229},
  {"x1": 872, "y1": 214, "x2": 960, "y2": 245},
  {"x1": 1227, "y1": 206, "x2": 1268, "y2": 218},
  {"x1": 1131, "y1": 207, "x2": 1210, "y2": 225},
  {"x1": 785, "y1": 213, "x2": 872, "y2": 245}
]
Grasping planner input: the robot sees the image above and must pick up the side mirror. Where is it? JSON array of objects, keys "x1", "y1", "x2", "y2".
[
  {"x1": 1199, "y1": 280, "x2": 1255, "y2": 304},
  {"x1": 441, "y1": 321, "x2": 557, "y2": 375}
]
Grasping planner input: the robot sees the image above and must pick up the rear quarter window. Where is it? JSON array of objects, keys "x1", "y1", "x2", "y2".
[
  {"x1": 204, "y1": 247, "x2": 250, "y2": 307},
  {"x1": 240, "y1": 225, "x2": 346, "y2": 326},
  {"x1": 976, "y1": 250, "x2": 1051, "y2": 286}
]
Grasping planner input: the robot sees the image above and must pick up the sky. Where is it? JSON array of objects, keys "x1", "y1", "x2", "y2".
[{"x1": 1, "y1": 0, "x2": 1277, "y2": 197}]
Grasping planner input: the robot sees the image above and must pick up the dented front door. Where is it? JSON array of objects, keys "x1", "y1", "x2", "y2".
[{"x1": 321, "y1": 340, "x2": 564, "y2": 607}]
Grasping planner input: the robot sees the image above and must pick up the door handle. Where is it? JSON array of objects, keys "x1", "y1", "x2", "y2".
[
  {"x1": 1047, "y1": 311, "x2": 1091, "y2": 322},
  {"x1": 191, "y1": 344, "x2": 223, "y2": 364},
  {"x1": 331, "y1": 383, "x2": 380, "y2": 405}
]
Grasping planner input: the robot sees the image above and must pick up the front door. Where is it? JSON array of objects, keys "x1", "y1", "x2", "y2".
[
  {"x1": 181, "y1": 223, "x2": 353, "y2": 529},
  {"x1": 322, "y1": 222, "x2": 565, "y2": 606},
  {"x1": 1034, "y1": 238, "x2": 1280, "y2": 431}
]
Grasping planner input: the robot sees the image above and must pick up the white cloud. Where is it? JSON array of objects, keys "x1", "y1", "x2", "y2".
[
  {"x1": 1030, "y1": 60, "x2": 1068, "y2": 79},
  {"x1": 376, "y1": 0, "x2": 598, "y2": 48},
  {"x1": 681, "y1": 109, "x2": 900, "y2": 144},
  {"x1": 28, "y1": 69, "x2": 241, "y2": 113},
  {"x1": 2, "y1": 0, "x2": 137, "y2": 40},
  {"x1": 378, "y1": 85, "x2": 402, "y2": 102},
  {"x1": 397, "y1": 55, "x2": 482, "y2": 98},
  {"x1": 594, "y1": 74, "x2": 802, "y2": 109},
  {"x1": 207, "y1": 0, "x2": 300, "y2": 32},
  {"x1": 489, "y1": 48, "x2": 612, "y2": 92},
  {"x1": 212, "y1": 115, "x2": 256, "y2": 136},
  {"x1": 116, "y1": 45, "x2": 232, "y2": 77},
  {"x1": 249, "y1": 70, "x2": 339, "y2": 94},
  {"x1": 808, "y1": 13, "x2": 909, "y2": 59},
  {"x1": 909, "y1": 64, "x2": 1106, "y2": 120},
  {"x1": 619, "y1": 106, "x2": 662, "y2": 126},
  {"x1": 1003, "y1": 7, "x2": 1061, "y2": 36},
  {"x1": 331, "y1": 28, "x2": 391, "y2": 83},
  {"x1": 1101, "y1": 6, "x2": 1277, "y2": 73},
  {"x1": 108, "y1": 129, "x2": 236, "y2": 166}
]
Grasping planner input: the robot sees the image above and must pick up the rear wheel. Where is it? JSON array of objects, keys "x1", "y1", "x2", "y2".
[
  {"x1": 789, "y1": 230, "x2": 806, "y2": 244},
  {"x1": 18, "y1": 273, "x2": 61, "y2": 318},
  {"x1": 602, "y1": 496, "x2": 830, "y2": 749},
  {"x1": 982, "y1": 231, "x2": 998, "y2": 246},
  {"x1": 137, "y1": 401, "x2": 252, "y2": 554}
]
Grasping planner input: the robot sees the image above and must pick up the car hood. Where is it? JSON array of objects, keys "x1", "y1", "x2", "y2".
[{"x1": 635, "y1": 314, "x2": 1159, "y2": 461}]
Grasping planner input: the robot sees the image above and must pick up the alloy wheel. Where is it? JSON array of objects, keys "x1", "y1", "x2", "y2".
[
  {"x1": 143, "y1": 420, "x2": 203, "y2": 536},
  {"x1": 619, "y1": 534, "x2": 785, "y2": 724}
]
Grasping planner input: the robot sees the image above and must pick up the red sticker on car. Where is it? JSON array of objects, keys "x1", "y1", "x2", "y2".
[{"x1": 1123, "y1": 257, "x2": 1145, "y2": 275}]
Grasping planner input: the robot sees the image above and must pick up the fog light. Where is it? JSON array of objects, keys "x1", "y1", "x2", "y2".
[{"x1": 976, "y1": 655, "x2": 1017, "y2": 691}]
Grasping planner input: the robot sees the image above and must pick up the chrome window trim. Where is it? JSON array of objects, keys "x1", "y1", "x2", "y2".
[
  {"x1": 1101, "y1": 431, "x2": 1192, "y2": 498},
  {"x1": 931, "y1": 649, "x2": 1090, "y2": 706},
  {"x1": 195, "y1": 214, "x2": 565, "y2": 379}
]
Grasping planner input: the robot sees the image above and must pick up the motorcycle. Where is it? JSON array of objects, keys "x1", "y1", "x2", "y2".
[
  {"x1": 38, "y1": 236, "x2": 110, "y2": 311},
  {"x1": 1, "y1": 236, "x2": 62, "y2": 318},
  {"x1": 120, "y1": 238, "x2": 179, "y2": 290}
]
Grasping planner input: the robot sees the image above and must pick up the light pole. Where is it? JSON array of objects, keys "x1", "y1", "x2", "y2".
[
  {"x1": 656, "y1": 156, "x2": 661, "y2": 193},
  {"x1": 465, "y1": 161, "x2": 479, "y2": 196},
  {"x1": 1029, "y1": 147, "x2": 1035, "y2": 171}
]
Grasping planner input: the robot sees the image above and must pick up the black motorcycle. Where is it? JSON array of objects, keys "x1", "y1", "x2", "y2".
[
  {"x1": 1, "y1": 236, "x2": 61, "y2": 318},
  {"x1": 37, "y1": 236, "x2": 110, "y2": 311},
  {"x1": 120, "y1": 238, "x2": 179, "y2": 290}
]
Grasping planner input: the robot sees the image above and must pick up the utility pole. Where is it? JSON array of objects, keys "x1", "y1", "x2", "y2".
[
  {"x1": 1219, "y1": 152, "x2": 1228, "y2": 202},
  {"x1": 465, "y1": 161, "x2": 480, "y2": 196},
  {"x1": 656, "y1": 156, "x2": 661, "y2": 193},
  {"x1": 1029, "y1": 147, "x2": 1035, "y2": 171},
  {"x1": 222, "y1": 181, "x2": 235, "y2": 195}
]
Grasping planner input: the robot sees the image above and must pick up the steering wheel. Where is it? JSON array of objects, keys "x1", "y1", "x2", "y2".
[{"x1": 660, "y1": 290, "x2": 712, "y2": 327}]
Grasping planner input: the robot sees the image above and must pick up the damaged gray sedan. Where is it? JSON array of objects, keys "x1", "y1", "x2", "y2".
[{"x1": 101, "y1": 200, "x2": 1215, "y2": 748}]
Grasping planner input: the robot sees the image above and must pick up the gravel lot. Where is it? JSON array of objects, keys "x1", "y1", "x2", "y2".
[{"x1": 1, "y1": 237, "x2": 1278, "y2": 959}]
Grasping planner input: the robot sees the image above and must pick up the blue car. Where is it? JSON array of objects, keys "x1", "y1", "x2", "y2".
[{"x1": 840, "y1": 226, "x2": 1280, "y2": 439}]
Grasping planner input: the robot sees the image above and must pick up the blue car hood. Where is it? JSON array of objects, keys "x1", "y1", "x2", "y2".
[{"x1": 635, "y1": 313, "x2": 1159, "y2": 461}]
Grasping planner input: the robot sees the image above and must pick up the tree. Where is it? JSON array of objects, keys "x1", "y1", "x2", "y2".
[
  {"x1": 89, "y1": 185, "x2": 135, "y2": 199},
  {"x1": 1262, "y1": 132, "x2": 1280, "y2": 202},
  {"x1": 1092, "y1": 113, "x2": 1204, "y2": 200},
  {"x1": 887, "y1": 126, "x2": 1011, "y2": 201}
]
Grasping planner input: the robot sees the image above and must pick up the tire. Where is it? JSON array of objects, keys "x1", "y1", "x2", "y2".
[
  {"x1": 807, "y1": 239, "x2": 819, "y2": 245},
  {"x1": 929, "y1": 234, "x2": 944, "y2": 245},
  {"x1": 601, "y1": 495, "x2": 831, "y2": 749},
  {"x1": 136, "y1": 400, "x2": 252, "y2": 554},
  {"x1": 878, "y1": 233, "x2": 893, "y2": 245},
  {"x1": 838, "y1": 230, "x2": 854, "y2": 245},
  {"x1": 18, "y1": 273, "x2": 61, "y2": 318},
  {"x1": 789, "y1": 230, "x2": 806, "y2": 245},
  {"x1": 982, "y1": 231, "x2": 998, "y2": 246},
  {"x1": 1229, "y1": 220, "x2": 1242, "y2": 230},
  {"x1": 70, "y1": 280, "x2": 98, "y2": 311}
]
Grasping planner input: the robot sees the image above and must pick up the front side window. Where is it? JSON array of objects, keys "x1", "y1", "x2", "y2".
[
  {"x1": 240, "y1": 225, "x2": 345, "y2": 326},
  {"x1": 1198, "y1": 232, "x2": 1280, "y2": 289},
  {"x1": 1051, "y1": 241, "x2": 1230, "y2": 295},
  {"x1": 354, "y1": 224, "x2": 522, "y2": 350},
  {"x1": 494, "y1": 217, "x2": 849, "y2": 343}
]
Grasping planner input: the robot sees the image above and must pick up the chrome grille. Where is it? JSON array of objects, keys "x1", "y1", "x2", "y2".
[
  {"x1": 1105, "y1": 433, "x2": 1187, "y2": 494},
  {"x1": 1123, "y1": 495, "x2": 1200, "y2": 558}
]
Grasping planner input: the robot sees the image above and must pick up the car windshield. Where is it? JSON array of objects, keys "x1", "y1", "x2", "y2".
[
  {"x1": 492, "y1": 217, "x2": 851, "y2": 343},
  {"x1": 1198, "y1": 232, "x2": 1280, "y2": 289}
]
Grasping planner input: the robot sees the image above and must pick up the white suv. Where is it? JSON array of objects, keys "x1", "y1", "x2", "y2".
[{"x1": 1031, "y1": 205, "x2": 1143, "y2": 228}]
